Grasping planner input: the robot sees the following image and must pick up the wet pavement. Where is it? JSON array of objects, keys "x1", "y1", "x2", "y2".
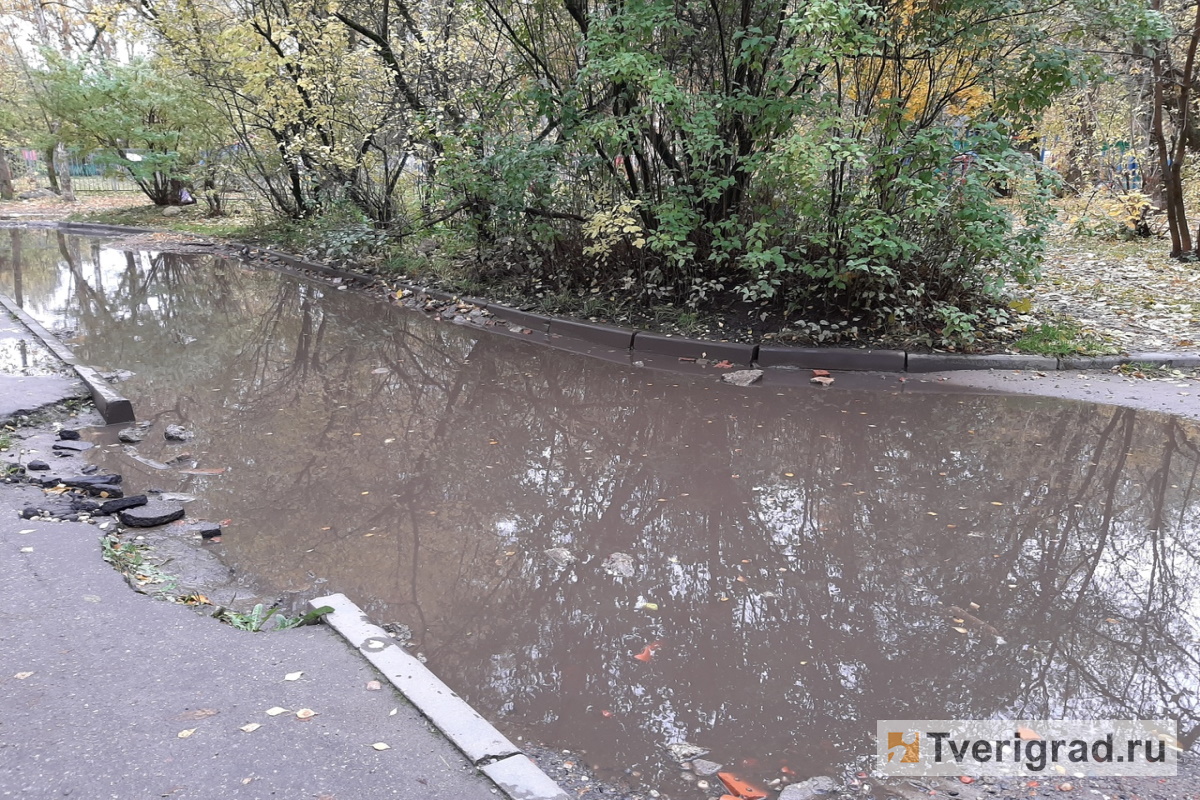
[
  {"x1": 0, "y1": 482, "x2": 499, "y2": 800},
  {"x1": 2, "y1": 226, "x2": 1199, "y2": 796}
]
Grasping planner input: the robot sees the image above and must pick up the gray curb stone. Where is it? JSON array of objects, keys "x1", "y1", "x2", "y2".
[
  {"x1": 0, "y1": 291, "x2": 135, "y2": 423},
  {"x1": 632, "y1": 332, "x2": 757, "y2": 365},
  {"x1": 1124, "y1": 351, "x2": 1200, "y2": 368},
  {"x1": 310, "y1": 593, "x2": 518, "y2": 764},
  {"x1": 488, "y1": 304, "x2": 553, "y2": 333},
  {"x1": 481, "y1": 755, "x2": 571, "y2": 800},
  {"x1": 906, "y1": 353, "x2": 1059, "y2": 373},
  {"x1": 548, "y1": 318, "x2": 635, "y2": 350},
  {"x1": 756, "y1": 345, "x2": 905, "y2": 371},
  {"x1": 311, "y1": 593, "x2": 568, "y2": 800},
  {"x1": 1057, "y1": 355, "x2": 1129, "y2": 370}
]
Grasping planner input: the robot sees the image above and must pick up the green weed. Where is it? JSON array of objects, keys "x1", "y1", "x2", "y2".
[
  {"x1": 1013, "y1": 321, "x2": 1118, "y2": 357},
  {"x1": 219, "y1": 603, "x2": 333, "y2": 632}
]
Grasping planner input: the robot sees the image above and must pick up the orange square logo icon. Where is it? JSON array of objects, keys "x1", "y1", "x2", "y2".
[{"x1": 887, "y1": 731, "x2": 920, "y2": 763}]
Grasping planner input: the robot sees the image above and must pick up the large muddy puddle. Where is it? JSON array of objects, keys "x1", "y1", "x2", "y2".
[{"x1": 2, "y1": 227, "x2": 1199, "y2": 793}]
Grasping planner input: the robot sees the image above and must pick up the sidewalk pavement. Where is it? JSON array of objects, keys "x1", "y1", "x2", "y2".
[{"x1": 0, "y1": 505, "x2": 501, "y2": 800}]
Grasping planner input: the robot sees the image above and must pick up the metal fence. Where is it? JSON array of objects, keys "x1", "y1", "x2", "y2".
[{"x1": 17, "y1": 150, "x2": 141, "y2": 193}]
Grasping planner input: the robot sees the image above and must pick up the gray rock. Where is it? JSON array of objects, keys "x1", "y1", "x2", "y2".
[
  {"x1": 164, "y1": 424, "x2": 193, "y2": 442},
  {"x1": 57, "y1": 429, "x2": 81, "y2": 440},
  {"x1": 601, "y1": 552, "x2": 635, "y2": 578},
  {"x1": 778, "y1": 776, "x2": 838, "y2": 800},
  {"x1": 690, "y1": 758, "x2": 723, "y2": 776},
  {"x1": 118, "y1": 427, "x2": 145, "y2": 443},
  {"x1": 16, "y1": 188, "x2": 56, "y2": 200},
  {"x1": 196, "y1": 522, "x2": 222, "y2": 540},
  {"x1": 118, "y1": 500, "x2": 185, "y2": 528},
  {"x1": 99, "y1": 495, "x2": 148, "y2": 515},
  {"x1": 161, "y1": 205, "x2": 182, "y2": 216},
  {"x1": 27, "y1": 459, "x2": 49, "y2": 471},
  {"x1": 721, "y1": 369, "x2": 764, "y2": 387},
  {"x1": 52, "y1": 440, "x2": 94, "y2": 453},
  {"x1": 544, "y1": 547, "x2": 575, "y2": 566},
  {"x1": 665, "y1": 742, "x2": 709, "y2": 762}
]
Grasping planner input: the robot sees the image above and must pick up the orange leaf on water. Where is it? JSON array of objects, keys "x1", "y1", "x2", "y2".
[{"x1": 633, "y1": 642, "x2": 661, "y2": 662}]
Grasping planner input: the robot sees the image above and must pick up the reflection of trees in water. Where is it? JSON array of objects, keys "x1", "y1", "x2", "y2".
[
  {"x1": 0, "y1": 229, "x2": 70, "y2": 306},
  {"x1": 23, "y1": 232, "x2": 1200, "y2": 784}
]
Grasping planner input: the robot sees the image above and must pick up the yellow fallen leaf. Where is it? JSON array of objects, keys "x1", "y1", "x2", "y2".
[
  {"x1": 265, "y1": 707, "x2": 289, "y2": 716},
  {"x1": 295, "y1": 708, "x2": 317, "y2": 720},
  {"x1": 240, "y1": 723, "x2": 261, "y2": 732},
  {"x1": 372, "y1": 742, "x2": 391, "y2": 750},
  {"x1": 283, "y1": 671, "x2": 303, "y2": 681},
  {"x1": 366, "y1": 680, "x2": 381, "y2": 690},
  {"x1": 14, "y1": 672, "x2": 34, "y2": 680},
  {"x1": 178, "y1": 729, "x2": 196, "y2": 739},
  {"x1": 953, "y1": 627, "x2": 969, "y2": 634}
]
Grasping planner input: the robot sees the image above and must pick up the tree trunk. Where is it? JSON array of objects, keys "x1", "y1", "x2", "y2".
[
  {"x1": 54, "y1": 142, "x2": 76, "y2": 202},
  {"x1": 45, "y1": 146, "x2": 60, "y2": 194},
  {"x1": 0, "y1": 149, "x2": 14, "y2": 200}
]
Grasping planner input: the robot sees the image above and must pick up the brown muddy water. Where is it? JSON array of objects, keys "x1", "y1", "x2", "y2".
[{"x1": 2, "y1": 227, "x2": 1199, "y2": 795}]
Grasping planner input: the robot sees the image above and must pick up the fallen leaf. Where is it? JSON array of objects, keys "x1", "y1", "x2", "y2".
[
  {"x1": 811, "y1": 369, "x2": 831, "y2": 377},
  {"x1": 1016, "y1": 726, "x2": 1042, "y2": 741},
  {"x1": 810, "y1": 376, "x2": 834, "y2": 386},
  {"x1": 14, "y1": 672, "x2": 34, "y2": 680},
  {"x1": 265, "y1": 707, "x2": 289, "y2": 716},
  {"x1": 372, "y1": 742, "x2": 391, "y2": 750},
  {"x1": 388, "y1": 708, "x2": 398, "y2": 716},
  {"x1": 179, "y1": 708, "x2": 219, "y2": 720},
  {"x1": 295, "y1": 709, "x2": 317, "y2": 720},
  {"x1": 633, "y1": 642, "x2": 661, "y2": 662},
  {"x1": 372, "y1": 367, "x2": 389, "y2": 374},
  {"x1": 959, "y1": 776, "x2": 975, "y2": 784},
  {"x1": 240, "y1": 723, "x2": 261, "y2": 733},
  {"x1": 179, "y1": 467, "x2": 226, "y2": 475},
  {"x1": 19, "y1": 547, "x2": 33, "y2": 553},
  {"x1": 713, "y1": 360, "x2": 734, "y2": 368},
  {"x1": 283, "y1": 671, "x2": 303, "y2": 681},
  {"x1": 18, "y1": 529, "x2": 34, "y2": 534},
  {"x1": 953, "y1": 627, "x2": 969, "y2": 634},
  {"x1": 600, "y1": 709, "x2": 613, "y2": 718},
  {"x1": 365, "y1": 680, "x2": 381, "y2": 690},
  {"x1": 177, "y1": 729, "x2": 196, "y2": 739}
]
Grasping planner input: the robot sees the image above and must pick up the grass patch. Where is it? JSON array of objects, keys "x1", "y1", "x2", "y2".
[
  {"x1": 1012, "y1": 320, "x2": 1119, "y2": 357},
  {"x1": 0, "y1": 432, "x2": 11, "y2": 452},
  {"x1": 219, "y1": 603, "x2": 333, "y2": 632},
  {"x1": 67, "y1": 201, "x2": 271, "y2": 240},
  {"x1": 100, "y1": 534, "x2": 176, "y2": 593}
]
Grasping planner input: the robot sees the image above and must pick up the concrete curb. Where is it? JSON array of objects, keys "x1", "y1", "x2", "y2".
[
  {"x1": 0, "y1": 291, "x2": 135, "y2": 423},
  {"x1": 310, "y1": 593, "x2": 570, "y2": 800},
  {"x1": 37, "y1": 221, "x2": 1200, "y2": 376}
]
